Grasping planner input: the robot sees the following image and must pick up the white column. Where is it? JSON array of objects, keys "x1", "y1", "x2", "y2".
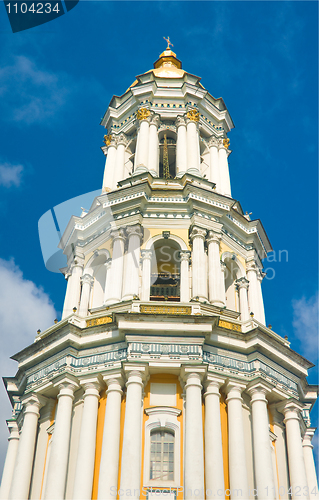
[
  {"x1": 236, "y1": 277, "x2": 250, "y2": 322},
  {"x1": 257, "y1": 272, "x2": 266, "y2": 325},
  {"x1": 176, "y1": 115, "x2": 187, "y2": 176},
  {"x1": 102, "y1": 135, "x2": 117, "y2": 193},
  {"x1": 104, "y1": 229, "x2": 126, "y2": 305},
  {"x1": 148, "y1": 114, "x2": 160, "y2": 175},
  {"x1": 183, "y1": 368, "x2": 205, "y2": 499},
  {"x1": 9, "y1": 395, "x2": 46, "y2": 500},
  {"x1": 208, "y1": 136, "x2": 220, "y2": 190},
  {"x1": 179, "y1": 250, "x2": 191, "y2": 303},
  {"x1": 62, "y1": 256, "x2": 84, "y2": 319},
  {"x1": 247, "y1": 383, "x2": 276, "y2": 500},
  {"x1": 302, "y1": 429, "x2": 319, "y2": 499},
  {"x1": 141, "y1": 250, "x2": 153, "y2": 301},
  {"x1": 218, "y1": 139, "x2": 231, "y2": 197},
  {"x1": 135, "y1": 109, "x2": 151, "y2": 170},
  {"x1": 120, "y1": 365, "x2": 147, "y2": 499},
  {"x1": 72, "y1": 379, "x2": 101, "y2": 500},
  {"x1": 0, "y1": 421, "x2": 19, "y2": 500},
  {"x1": 246, "y1": 259, "x2": 265, "y2": 325},
  {"x1": 98, "y1": 373, "x2": 123, "y2": 499},
  {"x1": 207, "y1": 231, "x2": 225, "y2": 307},
  {"x1": 186, "y1": 115, "x2": 200, "y2": 173},
  {"x1": 113, "y1": 134, "x2": 127, "y2": 189},
  {"x1": 225, "y1": 382, "x2": 249, "y2": 500},
  {"x1": 122, "y1": 225, "x2": 143, "y2": 301},
  {"x1": 103, "y1": 258, "x2": 112, "y2": 304},
  {"x1": 278, "y1": 401, "x2": 309, "y2": 499},
  {"x1": 220, "y1": 261, "x2": 227, "y2": 305},
  {"x1": 79, "y1": 273, "x2": 94, "y2": 317},
  {"x1": 44, "y1": 379, "x2": 79, "y2": 500},
  {"x1": 190, "y1": 226, "x2": 208, "y2": 302},
  {"x1": 204, "y1": 376, "x2": 225, "y2": 499}
]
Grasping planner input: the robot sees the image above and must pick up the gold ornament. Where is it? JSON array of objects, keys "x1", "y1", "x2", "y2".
[
  {"x1": 103, "y1": 134, "x2": 112, "y2": 146},
  {"x1": 136, "y1": 107, "x2": 151, "y2": 121},
  {"x1": 223, "y1": 138, "x2": 230, "y2": 149},
  {"x1": 186, "y1": 109, "x2": 200, "y2": 122}
]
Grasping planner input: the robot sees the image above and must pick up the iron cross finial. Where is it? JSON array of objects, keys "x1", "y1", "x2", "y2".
[{"x1": 163, "y1": 36, "x2": 174, "y2": 50}]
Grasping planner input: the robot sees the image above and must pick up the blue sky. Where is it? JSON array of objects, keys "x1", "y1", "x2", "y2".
[{"x1": 0, "y1": 0, "x2": 318, "y2": 473}]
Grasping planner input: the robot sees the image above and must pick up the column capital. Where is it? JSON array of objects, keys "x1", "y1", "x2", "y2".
[
  {"x1": 150, "y1": 113, "x2": 160, "y2": 128},
  {"x1": 116, "y1": 133, "x2": 128, "y2": 147},
  {"x1": 302, "y1": 427, "x2": 317, "y2": 448},
  {"x1": 276, "y1": 398, "x2": 304, "y2": 420},
  {"x1": 21, "y1": 393, "x2": 48, "y2": 415},
  {"x1": 224, "y1": 379, "x2": 247, "y2": 400},
  {"x1": 220, "y1": 260, "x2": 227, "y2": 273},
  {"x1": 179, "y1": 250, "x2": 191, "y2": 261},
  {"x1": 189, "y1": 225, "x2": 207, "y2": 241},
  {"x1": 102, "y1": 369, "x2": 124, "y2": 389},
  {"x1": 123, "y1": 363, "x2": 149, "y2": 384},
  {"x1": 175, "y1": 115, "x2": 187, "y2": 128},
  {"x1": 181, "y1": 365, "x2": 206, "y2": 384},
  {"x1": 103, "y1": 133, "x2": 117, "y2": 148},
  {"x1": 246, "y1": 258, "x2": 259, "y2": 274},
  {"x1": 53, "y1": 376, "x2": 80, "y2": 398},
  {"x1": 136, "y1": 107, "x2": 151, "y2": 122},
  {"x1": 126, "y1": 224, "x2": 143, "y2": 240},
  {"x1": 246, "y1": 379, "x2": 274, "y2": 401},
  {"x1": 206, "y1": 230, "x2": 222, "y2": 245},
  {"x1": 110, "y1": 227, "x2": 126, "y2": 244},
  {"x1": 208, "y1": 136, "x2": 219, "y2": 148},
  {"x1": 236, "y1": 276, "x2": 249, "y2": 290},
  {"x1": 218, "y1": 137, "x2": 230, "y2": 150},
  {"x1": 6, "y1": 419, "x2": 20, "y2": 440},
  {"x1": 141, "y1": 249, "x2": 153, "y2": 261},
  {"x1": 186, "y1": 108, "x2": 200, "y2": 123},
  {"x1": 81, "y1": 273, "x2": 94, "y2": 287},
  {"x1": 79, "y1": 375, "x2": 102, "y2": 396},
  {"x1": 204, "y1": 374, "x2": 225, "y2": 395},
  {"x1": 71, "y1": 255, "x2": 85, "y2": 270}
]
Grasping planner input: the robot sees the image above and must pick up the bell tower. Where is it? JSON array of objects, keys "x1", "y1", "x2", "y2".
[{"x1": 1, "y1": 44, "x2": 318, "y2": 500}]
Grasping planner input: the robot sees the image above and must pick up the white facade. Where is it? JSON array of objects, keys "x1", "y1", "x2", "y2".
[{"x1": 1, "y1": 47, "x2": 318, "y2": 500}]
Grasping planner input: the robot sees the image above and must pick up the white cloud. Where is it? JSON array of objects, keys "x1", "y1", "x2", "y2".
[
  {"x1": 0, "y1": 162, "x2": 23, "y2": 188},
  {"x1": 0, "y1": 55, "x2": 71, "y2": 124},
  {"x1": 0, "y1": 258, "x2": 56, "y2": 475},
  {"x1": 292, "y1": 292, "x2": 319, "y2": 361}
]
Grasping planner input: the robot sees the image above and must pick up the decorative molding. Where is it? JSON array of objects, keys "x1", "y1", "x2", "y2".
[
  {"x1": 186, "y1": 109, "x2": 200, "y2": 122},
  {"x1": 86, "y1": 315, "x2": 113, "y2": 327},
  {"x1": 140, "y1": 304, "x2": 191, "y2": 315},
  {"x1": 218, "y1": 320, "x2": 241, "y2": 332},
  {"x1": 129, "y1": 342, "x2": 202, "y2": 359},
  {"x1": 136, "y1": 107, "x2": 151, "y2": 121}
]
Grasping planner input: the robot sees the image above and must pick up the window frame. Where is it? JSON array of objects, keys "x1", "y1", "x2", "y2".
[{"x1": 143, "y1": 407, "x2": 181, "y2": 489}]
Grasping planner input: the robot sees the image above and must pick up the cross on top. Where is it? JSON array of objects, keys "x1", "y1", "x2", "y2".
[{"x1": 164, "y1": 36, "x2": 174, "y2": 50}]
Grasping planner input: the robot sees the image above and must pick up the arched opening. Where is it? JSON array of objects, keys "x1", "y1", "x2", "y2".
[
  {"x1": 223, "y1": 255, "x2": 243, "y2": 312},
  {"x1": 150, "y1": 239, "x2": 181, "y2": 301},
  {"x1": 88, "y1": 253, "x2": 108, "y2": 309},
  {"x1": 158, "y1": 129, "x2": 176, "y2": 178}
]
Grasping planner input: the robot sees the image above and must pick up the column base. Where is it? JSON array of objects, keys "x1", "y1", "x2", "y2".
[
  {"x1": 210, "y1": 299, "x2": 226, "y2": 307},
  {"x1": 104, "y1": 298, "x2": 121, "y2": 306},
  {"x1": 192, "y1": 296, "x2": 209, "y2": 303}
]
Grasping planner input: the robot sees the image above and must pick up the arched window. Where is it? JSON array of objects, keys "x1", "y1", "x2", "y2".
[
  {"x1": 150, "y1": 430, "x2": 174, "y2": 481},
  {"x1": 159, "y1": 130, "x2": 176, "y2": 178},
  {"x1": 150, "y1": 239, "x2": 181, "y2": 302}
]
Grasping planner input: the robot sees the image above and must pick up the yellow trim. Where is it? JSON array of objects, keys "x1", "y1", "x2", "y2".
[
  {"x1": 39, "y1": 401, "x2": 57, "y2": 500},
  {"x1": 92, "y1": 390, "x2": 107, "y2": 499},
  {"x1": 140, "y1": 374, "x2": 184, "y2": 500},
  {"x1": 220, "y1": 394, "x2": 230, "y2": 498}
]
